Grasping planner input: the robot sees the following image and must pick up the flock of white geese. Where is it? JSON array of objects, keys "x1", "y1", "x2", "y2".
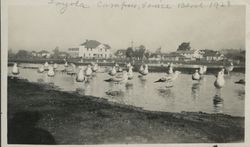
[{"x1": 11, "y1": 61, "x2": 244, "y2": 89}]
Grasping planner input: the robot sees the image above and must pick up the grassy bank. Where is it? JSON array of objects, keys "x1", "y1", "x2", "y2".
[{"x1": 8, "y1": 77, "x2": 244, "y2": 144}]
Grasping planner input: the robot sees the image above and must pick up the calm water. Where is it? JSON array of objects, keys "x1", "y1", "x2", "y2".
[{"x1": 8, "y1": 64, "x2": 245, "y2": 116}]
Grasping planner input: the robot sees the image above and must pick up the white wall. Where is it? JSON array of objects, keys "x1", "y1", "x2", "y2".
[{"x1": 78, "y1": 44, "x2": 112, "y2": 58}]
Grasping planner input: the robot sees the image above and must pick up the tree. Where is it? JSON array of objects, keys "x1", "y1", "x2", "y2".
[
  {"x1": 8, "y1": 49, "x2": 15, "y2": 58},
  {"x1": 133, "y1": 45, "x2": 146, "y2": 60},
  {"x1": 177, "y1": 42, "x2": 191, "y2": 51},
  {"x1": 155, "y1": 47, "x2": 162, "y2": 54},
  {"x1": 144, "y1": 50, "x2": 150, "y2": 59},
  {"x1": 52, "y1": 46, "x2": 60, "y2": 58},
  {"x1": 126, "y1": 47, "x2": 134, "y2": 58},
  {"x1": 15, "y1": 50, "x2": 32, "y2": 58}
]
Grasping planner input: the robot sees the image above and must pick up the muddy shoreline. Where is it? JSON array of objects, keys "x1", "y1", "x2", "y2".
[{"x1": 8, "y1": 77, "x2": 244, "y2": 144}]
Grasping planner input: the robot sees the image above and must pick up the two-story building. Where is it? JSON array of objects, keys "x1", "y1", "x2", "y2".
[{"x1": 78, "y1": 40, "x2": 112, "y2": 59}]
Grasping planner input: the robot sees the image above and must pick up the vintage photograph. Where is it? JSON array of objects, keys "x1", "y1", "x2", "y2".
[{"x1": 5, "y1": 0, "x2": 246, "y2": 145}]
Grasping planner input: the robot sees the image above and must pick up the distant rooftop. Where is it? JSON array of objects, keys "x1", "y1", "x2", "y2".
[
  {"x1": 80, "y1": 40, "x2": 101, "y2": 48},
  {"x1": 80, "y1": 40, "x2": 111, "y2": 49},
  {"x1": 38, "y1": 50, "x2": 49, "y2": 54}
]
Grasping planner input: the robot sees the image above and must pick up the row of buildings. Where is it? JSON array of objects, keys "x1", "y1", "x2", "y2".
[
  {"x1": 148, "y1": 50, "x2": 224, "y2": 61},
  {"x1": 28, "y1": 40, "x2": 227, "y2": 62},
  {"x1": 68, "y1": 40, "x2": 225, "y2": 61},
  {"x1": 115, "y1": 48, "x2": 225, "y2": 61}
]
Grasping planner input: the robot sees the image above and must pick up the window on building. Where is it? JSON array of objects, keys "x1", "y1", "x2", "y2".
[
  {"x1": 89, "y1": 53, "x2": 91, "y2": 56},
  {"x1": 100, "y1": 49, "x2": 102, "y2": 52},
  {"x1": 105, "y1": 49, "x2": 107, "y2": 52}
]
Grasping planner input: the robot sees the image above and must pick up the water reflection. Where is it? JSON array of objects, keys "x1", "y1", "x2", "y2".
[
  {"x1": 191, "y1": 83, "x2": 200, "y2": 100},
  {"x1": 157, "y1": 87, "x2": 174, "y2": 99},
  {"x1": 213, "y1": 90, "x2": 224, "y2": 113},
  {"x1": 8, "y1": 67, "x2": 245, "y2": 116},
  {"x1": 235, "y1": 89, "x2": 245, "y2": 100},
  {"x1": 138, "y1": 78, "x2": 147, "y2": 88}
]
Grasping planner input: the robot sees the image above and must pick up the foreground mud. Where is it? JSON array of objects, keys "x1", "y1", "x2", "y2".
[{"x1": 8, "y1": 78, "x2": 244, "y2": 144}]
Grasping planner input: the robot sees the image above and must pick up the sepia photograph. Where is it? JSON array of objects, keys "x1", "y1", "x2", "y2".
[{"x1": 2, "y1": 0, "x2": 249, "y2": 146}]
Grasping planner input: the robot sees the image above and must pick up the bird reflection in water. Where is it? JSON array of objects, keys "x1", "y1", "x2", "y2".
[
  {"x1": 235, "y1": 89, "x2": 245, "y2": 100},
  {"x1": 37, "y1": 78, "x2": 45, "y2": 83},
  {"x1": 125, "y1": 82, "x2": 133, "y2": 90},
  {"x1": 105, "y1": 84, "x2": 126, "y2": 105},
  {"x1": 191, "y1": 83, "x2": 200, "y2": 100},
  {"x1": 139, "y1": 78, "x2": 147, "y2": 89},
  {"x1": 213, "y1": 90, "x2": 224, "y2": 113},
  {"x1": 157, "y1": 87, "x2": 174, "y2": 99},
  {"x1": 75, "y1": 82, "x2": 85, "y2": 95}
]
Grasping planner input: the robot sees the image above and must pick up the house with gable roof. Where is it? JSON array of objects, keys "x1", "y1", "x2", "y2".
[{"x1": 78, "y1": 40, "x2": 112, "y2": 58}]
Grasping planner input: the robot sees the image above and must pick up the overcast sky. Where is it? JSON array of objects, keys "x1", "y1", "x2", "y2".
[{"x1": 8, "y1": 3, "x2": 245, "y2": 52}]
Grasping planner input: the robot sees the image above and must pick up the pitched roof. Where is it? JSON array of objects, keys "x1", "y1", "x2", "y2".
[
  {"x1": 80, "y1": 40, "x2": 101, "y2": 48},
  {"x1": 103, "y1": 44, "x2": 111, "y2": 49},
  {"x1": 38, "y1": 50, "x2": 49, "y2": 54}
]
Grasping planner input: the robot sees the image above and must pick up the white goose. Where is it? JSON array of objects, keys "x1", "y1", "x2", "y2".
[
  {"x1": 44, "y1": 62, "x2": 49, "y2": 71},
  {"x1": 38, "y1": 65, "x2": 45, "y2": 73},
  {"x1": 127, "y1": 62, "x2": 131, "y2": 68},
  {"x1": 12, "y1": 63, "x2": 20, "y2": 75},
  {"x1": 53, "y1": 63, "x2": 58, "y2": 69},
  {"x1": 109, "y1": 66, "x2": 117, "y2": 76},
  {"x1": 214, "y1": 71, "x2": 225, "y2": 89},
  {"x1": 199, "y1": 66, "x2": 207, "y2": 75},
  {"x1": 225, "y1": 62, "x2": 234, "y2": 75},
  {"x1": 85, "y1": 65, "x2": 93, "y2": 77},
  {"x1": 199, "y1": 66, "x2": 204, "y2": 75},
  {"x1": 64, "y1": 61, "x2": 68, "y2": 67},
  {"x1": 203, "y1": 66, "x2": 207, "y2": 74},
  {"x1": 139, "y1": 64, "x2": 144, "y2": 73},
  {"x1": 127, "y1": 66, "x2": 133, "y2": 80},
  {"x1": 167, "y1": 64, "x2": 173, "y2": 74},
  {"x1": 47, "y1": 66, "x2": 55, "y2": 77},
  {"x1": 92, "y1": 63, "x2": 98, "y2": 72},
  {"x1": 154, "y1": 71, "x2": 181, "y2": 83},
  {"x1": 139, "y1": 64, "x2": 149, "y2": 76},
  {"x1": 105, "y1": 71, "x2": 128, "y2": 83},
  {"x1": 192, "y1": 69, "x2": 201, "y2": 80},
  {"x1": 76, "y1": 67, "x2": 85, "y2": 82},
  {"x1": 67, "y1": 63, "x2": 77, "y2": 75}
]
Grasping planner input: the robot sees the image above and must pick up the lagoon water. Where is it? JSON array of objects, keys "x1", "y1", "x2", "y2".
[{"x1": 8, "y1": 64, "x2": 245, "y2": 116}]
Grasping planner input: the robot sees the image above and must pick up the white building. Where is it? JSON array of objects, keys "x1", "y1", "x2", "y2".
[
  {"x1": 78, "y1": 40, "x2": 112, "y2": 58},
  {"x1": 176, "y1": 50, "x2": 203, "y2": 60}
]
